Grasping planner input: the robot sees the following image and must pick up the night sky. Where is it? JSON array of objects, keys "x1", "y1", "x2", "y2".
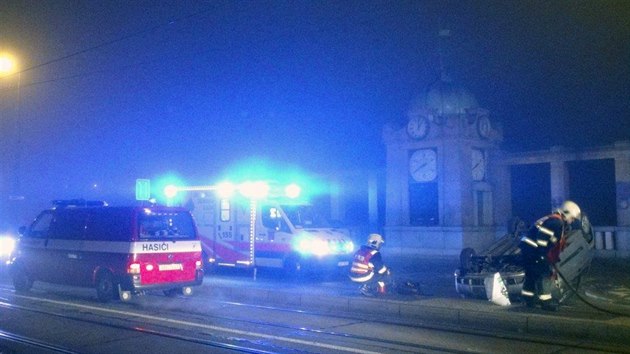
[{"x1": 0, "y1": 1, "x2": 629, "y2": 224}]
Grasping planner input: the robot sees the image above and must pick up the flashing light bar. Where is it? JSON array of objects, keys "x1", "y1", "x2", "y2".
[{"x1": 164, "y1": 180, "x2": 302, "y2": 200}]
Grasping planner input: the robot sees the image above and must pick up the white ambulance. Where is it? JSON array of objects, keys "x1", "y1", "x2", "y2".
[{"x1": 165, "y1": 181, "x2": 355, "y2": 275}]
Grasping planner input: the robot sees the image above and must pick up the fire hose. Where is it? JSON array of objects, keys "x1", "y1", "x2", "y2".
[{"x1": 553, "y1": 263, "x2": 630, "y2": 317}]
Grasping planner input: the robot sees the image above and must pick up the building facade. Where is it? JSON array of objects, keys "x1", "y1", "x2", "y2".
[{"x1": 379, "y1": 78, "x2": 630, "y2": 258}]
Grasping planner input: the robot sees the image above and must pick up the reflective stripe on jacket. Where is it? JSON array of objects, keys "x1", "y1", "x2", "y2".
[{"x1": 349, "y1": 246, "x2": 379, "y2": 283}]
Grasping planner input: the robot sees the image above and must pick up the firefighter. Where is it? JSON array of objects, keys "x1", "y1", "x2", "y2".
[
  {"x1": 519, "y1": 200, "x2": 581, "y2": 311},
  {"x1": 349, "y1": 233, "x2": 391, "y2": 296}
]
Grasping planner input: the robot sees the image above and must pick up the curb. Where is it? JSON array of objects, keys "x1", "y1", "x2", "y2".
[{"x1": 206, "y1": 284, "x2": 630, "y2": 345}]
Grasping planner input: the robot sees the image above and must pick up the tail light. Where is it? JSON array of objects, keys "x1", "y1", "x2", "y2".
[{"x1": 128, "y1": 263, "x2": 141, "y2": 274}]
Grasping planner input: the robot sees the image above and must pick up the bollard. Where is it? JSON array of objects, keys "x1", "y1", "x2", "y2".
[{"x1": 595, "y1": 231, "x2": 604, "y2": 249}]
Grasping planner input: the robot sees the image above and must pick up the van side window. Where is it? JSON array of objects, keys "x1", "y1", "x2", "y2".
[
  {"x1": 220, "y1": 199, "x2": 230, "y2": 222},
  {"x1": 86, "y1": 208, "x2": 132, "y2": 241},
  {"x1": 138, "y1": 211, "x2": 195, "y2": 240},
  {"x1": 28, "y1": 212, "x2": 54, "y2": 239},
  {"x1": 49, "y1": 210, "x2": 88, "y2": 240}
]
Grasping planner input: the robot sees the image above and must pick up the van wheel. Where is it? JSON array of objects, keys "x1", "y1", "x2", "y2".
[
  {"x1": 163, "y1": 288, "x2": 179, "y2": 297},
  {"x1": 96, "y1": 271, "x2": 116, "y2": 303},
  {"x1": 283, "y1": 255, "x2": 302, "y2": 278},
  {"x1": 12, "y1": 266, "x2": 33, "y2": 292},
  {"x1": 182, "y1": 286, "x2": 193, "y2": 296},
  {"x1": 202, "y1": 251, "x2": 216, "y2": 274}
]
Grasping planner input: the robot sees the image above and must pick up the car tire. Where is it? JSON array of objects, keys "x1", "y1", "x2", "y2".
[
  {"x1": 96, "y1": 271, "x2": 116, "y2": 303},
  {"x1": 12, "y1": 266, "x2": 33, "y2": 292},
  {"x1": 459, "y1": 247, "x2": 476, "y2": 273}
]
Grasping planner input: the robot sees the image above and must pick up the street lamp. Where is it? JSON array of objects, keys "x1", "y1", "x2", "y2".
[{"x1": 0, "y1": 53, "x2": 18, "y2": 77}]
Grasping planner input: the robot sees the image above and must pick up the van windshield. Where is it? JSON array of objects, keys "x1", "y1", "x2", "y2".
[
  {"x1": 138, "y1": 210, "x2": 196, "y2": 240},
  {"x1": 281, "y1": 204, "x2": 329, "y2": 229}
]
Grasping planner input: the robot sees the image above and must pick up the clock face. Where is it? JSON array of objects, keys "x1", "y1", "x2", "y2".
[
  {"x1": 407, "y1": 115, "x2": 429, "y2": 140},
  {"x1": 477, "y1": 116, "x2": 491, "y2": 139},
  {"x1": 409, "y1": 149, "x2": 437, "y2": 182},
  {"x1": 471, "y1": 148, "x2": 486, "y2": 181}
]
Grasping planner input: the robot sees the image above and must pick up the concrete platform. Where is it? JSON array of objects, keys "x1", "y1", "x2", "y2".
[{"x1": 202, "y1": 255, "x2": 630, "y2": 348}]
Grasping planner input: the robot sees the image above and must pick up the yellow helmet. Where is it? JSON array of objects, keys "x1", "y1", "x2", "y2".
[{"x1": 367, "y1": 233, "x2": 384, "y2": 249}]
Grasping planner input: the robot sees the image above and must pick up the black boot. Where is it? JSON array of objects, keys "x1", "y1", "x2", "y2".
[{"x1": 541, "y1": 300, "x2": 559, "y2": 311}]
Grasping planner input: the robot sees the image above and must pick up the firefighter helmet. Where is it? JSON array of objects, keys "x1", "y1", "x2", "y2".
[
  {"x1": 558, "y1": 200, "x2": 581, "y2": 222},
  {"x1": 367, "y1": 233, "x2": 384, "y2": 250}
]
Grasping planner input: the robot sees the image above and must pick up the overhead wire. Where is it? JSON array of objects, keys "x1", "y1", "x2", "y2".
[{"x1": 2, "y1": 5, "x2": 216, "y2": 80}]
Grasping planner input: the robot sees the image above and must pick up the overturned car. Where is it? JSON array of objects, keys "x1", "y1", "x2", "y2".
[{"x1": 455, "y1": 214, "x2": 595, "y2": 303}]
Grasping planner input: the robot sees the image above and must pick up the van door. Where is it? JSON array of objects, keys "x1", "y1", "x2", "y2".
[
  {"x1": 46, "y1": 209, "x2": 89, "y2": 285},
  {"x1": 190, "y1": 196, "x2": 216, "y2": 263},
  {"x1": 83, "y1": 208, "x2": 133, "y2": 285},
  {"x1": 227, "y1": 199, "x2": 254, "y2": 267},
  {"x1": 19, "y1": 211, "x2": 54, "y2": 282},
  {"x1": 256, "y1": 203, "x2": 293, "y2": 268}
]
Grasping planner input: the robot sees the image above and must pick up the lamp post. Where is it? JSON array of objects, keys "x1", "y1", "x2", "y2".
[{"x1": 0, "y1": 52, "x2": 22, "y2": 203}]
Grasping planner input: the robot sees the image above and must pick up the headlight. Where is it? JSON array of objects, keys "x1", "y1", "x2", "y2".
[
  {"x1": 0, "y1": 236, "x2": 16, "y2": 257},
  {"x1": 294, "y1": 236, "x2": 354, "y2": 257},
  {"x1": 295, "y1": 236, "x2": 331, "y2": 257},
  {"x1": 343, "y1": 240, "x2": 355, "y2": 254}
]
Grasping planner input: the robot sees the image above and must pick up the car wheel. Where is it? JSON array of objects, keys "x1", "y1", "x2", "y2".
[
  {"x1": 459, "y1": 247, "x2": 476, "y2": 273},
  {"x1": 96, "y1": 271, "x2": 116, "y2": 303},
  {"x1": 12, "y1": 266, "x2": 33, "y2": 292}
]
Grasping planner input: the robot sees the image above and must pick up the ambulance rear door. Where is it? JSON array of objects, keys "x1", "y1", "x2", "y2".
[{"x1": 215, "y1": 197, "x2": 254, "y2": 267}]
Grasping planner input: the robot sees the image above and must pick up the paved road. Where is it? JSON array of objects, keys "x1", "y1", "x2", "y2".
[
  {"x1": 202, "y1": 254, "x2": 630, "y2": 350},
  {"x1": 2, "y1": 254, "x2": 630, "y2": 351}
]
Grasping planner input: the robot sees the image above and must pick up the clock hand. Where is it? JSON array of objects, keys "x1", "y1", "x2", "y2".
[{"x1": 414, "y1": 163, "x2": 427, "y2": 173}]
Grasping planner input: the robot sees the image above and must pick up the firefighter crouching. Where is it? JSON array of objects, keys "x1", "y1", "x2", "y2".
[
  {"x1": 349, "y1": 233, "x2": 391, "y2": 296},
  {"x1": 519, "y1": 200, "x2": 581, "y2": 311}
]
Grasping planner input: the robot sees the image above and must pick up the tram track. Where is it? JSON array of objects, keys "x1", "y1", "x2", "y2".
[
  {"x1": 0, "y1": 296, "x2": 282, "y2": 353},
  {"x1": 0, "y1": 294, "x2": 452, "y2": 354},
  {"x1": 0, "y1": 283, "x2": 624, "y2": 353}
]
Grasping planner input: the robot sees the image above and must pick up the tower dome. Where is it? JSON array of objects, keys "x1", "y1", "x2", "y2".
[{"x1": 410, "y1": 77, "x2": 479, "y2": 117}]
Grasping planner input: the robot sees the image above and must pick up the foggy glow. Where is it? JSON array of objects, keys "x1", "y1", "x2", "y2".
[
  {"x1": 284, "y1": 183, "x2": 301, "y2": 199},
  {"x1": 0, "y1": 235, "x2": 16, "y2": 257},
  {"x1": 164, "y1": 185, "x2": 178, "y2": 199},
  {"x1": 216, "y1": 182, "x2": 236, "y2": 199},
  {"x1": 0, "y1": 53, "x2": 17, "y2": 75},
  {"x1": 239, "y1": 181, "x2": 269, "y2": 199}
]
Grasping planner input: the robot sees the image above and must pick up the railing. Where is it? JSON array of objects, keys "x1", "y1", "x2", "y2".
[
  {"x1": 594, "y1": 228, "x2": 616, "y2": 250},
  {"x1": 592, "y1": 226, "x2": 630, "y2": 258}
]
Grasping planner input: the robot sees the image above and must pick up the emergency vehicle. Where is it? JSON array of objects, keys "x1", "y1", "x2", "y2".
[
  {"x1": 9, "y1": 200, "x2": 204, "y2": 302},
  {"x1": 165, "y1": 181, "x2": 355, "y2": 275}
]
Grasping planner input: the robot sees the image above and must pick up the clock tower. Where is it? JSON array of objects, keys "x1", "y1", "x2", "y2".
[{"x1": 382, "y1": 77, "x2": 503, "y2": 255}]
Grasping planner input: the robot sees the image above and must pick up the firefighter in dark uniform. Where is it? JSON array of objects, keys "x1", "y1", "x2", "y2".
[
  {"x1": 349, "y1": 233, "x2": 390, "y2": 296},
  {"x1": 519, "y1": 200, "x2": 581, "y2": 311}
]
